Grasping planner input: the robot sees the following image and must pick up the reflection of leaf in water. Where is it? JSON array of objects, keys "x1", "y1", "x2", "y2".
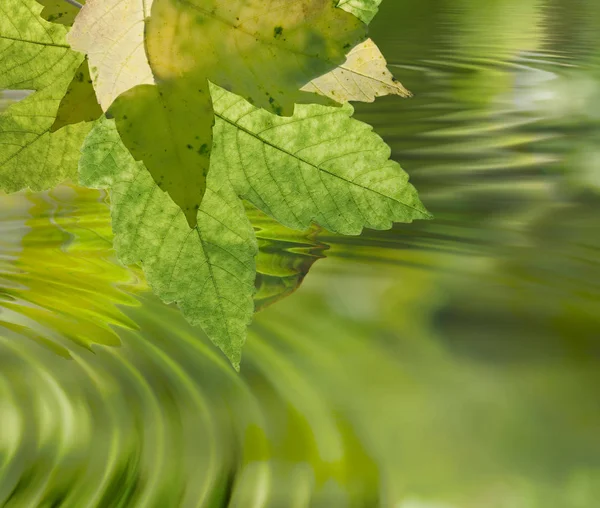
[
  {"x1": 0, "y1": 321, "x2": 72, "y2": 359},
  {"x1": 0, "y1": 188, "x2": 142, "y2": 357},
  {"x1": 2, "y1": 203, "x2": 600, "y2": 505},
  {"x1": 248, "y1": 204, "x2": 327, "y2": 312}
]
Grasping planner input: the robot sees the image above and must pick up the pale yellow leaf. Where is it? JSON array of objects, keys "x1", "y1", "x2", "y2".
[
  {"x1": 302, "y1": 38, "x2": 411, "y2": 103},
  {"x1": 67, "y1": 0, "x2": 155, "y2": 111}
]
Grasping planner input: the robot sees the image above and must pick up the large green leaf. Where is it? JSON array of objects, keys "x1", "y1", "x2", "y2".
[
  {"x1": 212, "y1": 85, "x2": 431, "y2": 236},
  {"x1": 0, "y1": 0, "x2": 92, "y2": 193},
  {"x1": 70, "y1": 0, "x2": 367, "y2": 227},
  {"x1": 79, "y1": 118, "x2": 257, "y2": 370},
  {"x1": 80, "y1": 88, "x2": 429, "y2": 367}
]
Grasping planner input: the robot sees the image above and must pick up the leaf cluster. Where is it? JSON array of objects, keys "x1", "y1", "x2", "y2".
[{"x1": 0, "y1": 0, "x2": 430, "y2": 368}]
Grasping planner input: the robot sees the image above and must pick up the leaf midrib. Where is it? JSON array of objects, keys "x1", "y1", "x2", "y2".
[{"x1": 0, "y1": 34, "x2": 69, "y2": 49}]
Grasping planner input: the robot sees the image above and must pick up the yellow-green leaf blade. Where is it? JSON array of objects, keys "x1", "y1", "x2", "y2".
[
  {"x1": 0, "y1": 86, "x2": 92, "y2": 192},
  {"x1": 79, "y1": 118, "x2": 258, "y2": 369},
  {"x1": 0, "y1": 0, "x2": 74, "y2": 90},
  {"x1": 146, "y1": 0, "x2": 366, "y2": 115},
  {"x1": 51, "y1": 59, "x2": 103, "y2": 132},
  {"x1": 109, "y1": 81, "x2": 213, "y2": 229},
  {"x1": 212, "y1": 85, "x2": 431, "y2": 236}
]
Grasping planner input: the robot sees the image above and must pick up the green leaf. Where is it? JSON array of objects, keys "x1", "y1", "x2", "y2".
[
  {"x1": 143, "y1": 0, "x2": 365, "y2": 115},
  {"x1": 79, "y1": 117, "x2": 257, "y2": 370},
  {"x1": 211, "y1": 84, "x2": 431, "y2": 236},
  {"x1": 337, "y1": 0, "x2": 383, "y2": 24},
  {"x1": 70, "y1": 0, "x2": 366, "y2": 227},
  {"x1": 109, "y1": 81, "x2": 214, "y2": 228},
  {"x1": 0, "y1": 0, "x2": 92, "y2": 193}
]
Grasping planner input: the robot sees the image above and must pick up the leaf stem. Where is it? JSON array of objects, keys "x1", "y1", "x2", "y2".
[{"x1": 64, "y1": 0, "x2": 83, "y2": 8}]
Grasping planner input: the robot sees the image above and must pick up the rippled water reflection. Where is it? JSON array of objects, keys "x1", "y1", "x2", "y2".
[{"x1": 1, "y1": 0, "x2": 600, "y2": 506}]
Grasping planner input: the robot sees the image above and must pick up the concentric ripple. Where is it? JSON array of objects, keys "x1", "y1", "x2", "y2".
[{"x1": 2, "y1": 0, "x2": 600, "y2": 506}]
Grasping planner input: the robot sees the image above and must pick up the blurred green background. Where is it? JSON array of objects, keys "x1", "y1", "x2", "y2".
[{"x1": 1, "y1": 0, "x2": 600, "y2": 506}]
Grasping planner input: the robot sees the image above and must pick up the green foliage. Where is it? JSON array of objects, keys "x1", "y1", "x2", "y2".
[
  {"x1": 80, "y1": 91, "x2": 428, "y2": 366},
  {"x1": 211, "y1": 85, "x2": 430, "y2": 235},
  {"x1": 0, "y1": 0, "x2": 92, "y2": 192},
  {"x1": 0, "y1": 0, "x2": 431, "y2": 367}
]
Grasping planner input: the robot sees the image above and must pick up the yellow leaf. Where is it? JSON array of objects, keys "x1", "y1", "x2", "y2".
[
  {"x1": 303, "y1": 38, "x2": 411, "y2": 103},
  {"x1": 67, "y1": 0, "x2": 155, "y2": 111}
]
